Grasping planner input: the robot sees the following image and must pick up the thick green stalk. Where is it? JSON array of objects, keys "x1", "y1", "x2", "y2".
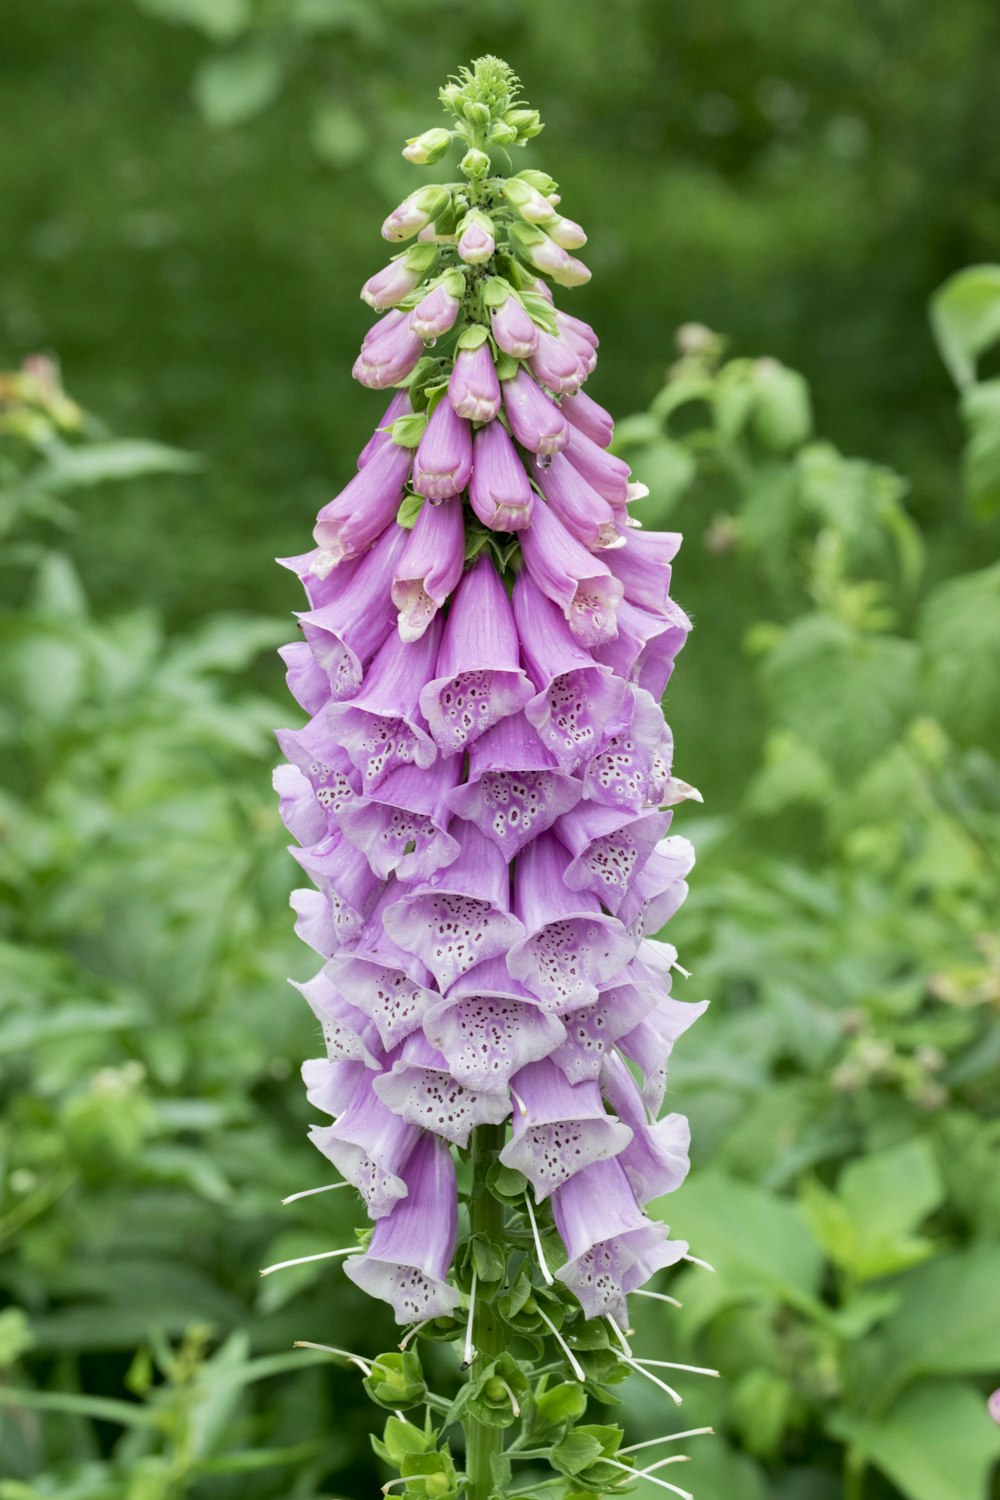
[{"x1": 465, "y1": 1122, "x2": 506, "y2": 1500}]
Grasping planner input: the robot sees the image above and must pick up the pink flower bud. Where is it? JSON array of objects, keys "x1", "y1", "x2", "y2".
[
  {"x1": 469, "y1": 419, "x2": 534, "y2": 531},
  {"x1": 490, "y1": 294, "x2": 539, "y2": 358},
  {"x1": 547, "y1": 215, "x2": 587, "y2": 250},
  {"x1": 409, "y1": 283, "x2": 461, "y2": 341},
  {"x1": 361, "y1": 260, "x2": 422, "y2": 311},
  {"x1": 353, "y1": 311, "x2": 424, "y2": 389},
  {"x1": 413, "y1": 398, "x2": 473, "y2": 500},
  {"x1": 503, "y1": 368, "x2": 569, "y2": 455},
  {"x1": 457, "y1": 219, "x2": 495, "y2": 266},
  {"x1": 449, "y1": 344, "x2": 501, "y2": 423},
  {"x1": 529, "y1": 328, "x2": 586, "y2": 395}
]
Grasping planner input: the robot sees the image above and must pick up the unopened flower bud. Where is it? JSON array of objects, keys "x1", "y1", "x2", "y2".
[
  {"x1": 489, "y1": 120, "x2": 518, "y2": 145},
  {"x1": 382, "y1": 185, "x2": 452, "y2": 243},
  {"x1": 547, "y1": 215, "x2": 587, "y2": 249},
  {"x1": 457, "y1": 210, "x2": 495, "y2": 266},
  {"x1": 402, "y1": 127, "x2": 452, "y2": 165},
  {"x1": 504, "y1": 107, "x2": 543, "y2": 139},
  {"x1": 460, "y1": 147, "x2": 490, "y2": 179},
  {"x1": 502, "y1": 177, "x2": 557, "y2": 224},
  {"x1": 462, "y1": 100, "x2": 492, "y2": 130}
]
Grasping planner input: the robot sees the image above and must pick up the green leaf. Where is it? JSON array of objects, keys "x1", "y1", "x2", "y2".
[
  {"x1": 931, "y1": 264, "x2": 1000, "y2": 387},
  {"x1": 135, "y1": 0, "x2": 251, "y2": 40},
  {"x1": 752, "y1": 360, "x2": 813, "y2": 451},
  {"x1": 799, "y1": 1138, "x2": 944, "y2": 1281},
  {"x1": 549, "y1": 1430, "x2": 606, "y2": 1477},
  {"x1": 34, "y1": 440, "x2": 199, "y2": 490},
  {"x1": 0, "y1": 1385, "x2": 158, "y2": 1429},
  {"x1": 959, "y1": 378, "x2": 1000, "y2": 517},
  {"x1": 870, "y1": 1244, "x2": 1000, "y2": 1389},
  {"x1": 396, "y1": 493, "x2": 425, "y2": 529},
  {"x1": 390, "y1": 412, "x2": 429, "y2": 449},
  {"x1": 919, "y1": 562, "x2": 1000, "y2": 744},
  {"x1": 193, "y1": 46, "x2": 286, "y2": 129},
  {"x1": 831, "y1": 1379, "x2": 1000, "y2": 1500}
]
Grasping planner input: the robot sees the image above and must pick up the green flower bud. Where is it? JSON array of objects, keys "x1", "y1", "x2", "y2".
[
  {"x1": 504, "y1": 107, "x2": 544, "y2": 140},
  {"x1": 403, "y1": 127, "x2": 452, "y2": 165},
  {"x1": 460, "y1": 147, "x2": 491, "y2": 179},
  {"x1": 516, "y1": 168, "x2": 558, "y2": 196},
  {"x1": 489, "y1": 120, "x2": 519, "y2": 146},
  {"x1": 399, "y1": 1449, "x2": 459, "y2": 1500},
  {"x1": 462, "y1": 101, "x2": 492, "y2": 130},
  {"x1": 467, "y1": 1354, "x2": 530, "y2": 1430},
  {"x1": 362, "y1": 1350, "x2": 427, "y2": 1411}
]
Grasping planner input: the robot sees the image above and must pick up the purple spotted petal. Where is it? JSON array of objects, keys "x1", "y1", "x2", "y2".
[
  {"x1": 617, "y1": 835, "x2": 695, "y2": 940},
  {"x1": 374, "y1": 1031, "x2": 512, "y2": 1146},
  {"x1": 581, "y1": 686, "x2": 674, "y2": 813},
  {"x1": 326, "y1": 616, "x2": 441, "y2": 791},
  {"x1": 595, "y1": 597, "x2": 692, "y2": 699},
  {"x1": 549, "y1": 976, "x2": 659, "y2": 1085},
  {"x1": 327, "y1": 893, "x2": 437, "y2": 1050},
  {"x1": 556, "y1": 802, "x2": 670, "y2": 914},
  {"x1": 289, "y1": 834, "x2": 384, "y2": 945},
  {"x1": 293, "y1": 967, "x2": 382, "y2": 1070},
  {"x1": 339, "y1": 758, "x2": 461, "y2": 881},
  {"x1": 273, "y1": 763, "x2": 326, "y2": 847},
  {"x1": 446, "y1": 712, "x2": 581, "y2": 859},
  {"x1": 310, "y1": 1068, "x2": 421, "y2": 1218},
  {"x1": 278, "y1": 641, "x2": 329, "y2": 716},
  {"x1": 520, "y1": 501, "x2": 623, "y2": 648},
  {"x1": 600, "y1": 1052, "x2": 691, "y2": 1205},
  {"x1": 423, "y1": 957, "x2": 565, "y2": 1094},
  {"x1": 290, "y1": 887, "x2": 336, "y2": 959},
  {"x1": 500, "y1": 1057, "x2": 631, "y2": 1201},
  {"x1": 276, "y1": 714, "x2": 361, "y2": 824}
]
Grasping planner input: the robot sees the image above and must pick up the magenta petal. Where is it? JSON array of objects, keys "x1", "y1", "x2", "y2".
[
  {"x1": 273, "y1": 763, "x2": 326, "y2": 847},
  {"x1": 313, "y1": 438, "x2": 413, "y2": 564},
  {"x1": 339, "y1": 758, "x2": 461, "y2": 881},
  {"x1": 278, "y1": 640, "x2": 330, "y2": 715},
  {"x1": 561, "y1": 387, "x2": 614, "y2": 447},
  {"x1": 594, "y1": 596, "x2": 692, "y2": 699},
  {"x1": 519, "y1": 500, "x2": 623, "y2": 648},
  {"x1": 490, "y1": 294, "x2": 539, "y2": 358},
  {"x1": 392, "y1": 494, "x2": 465, "y2": 642},
  {"x1": 468, "y1": 419, "x2": 534, "y2": 532},
  {"x1": 297, "y1": 523, "x2": 409, "y2": 698},
  {"x1": 605, "y1": 527, "x2": 682, "y2": 611},
  {"x1": 413, "y1": 399, "x2": 473, "y2": 500},
  {"x1": 537, "y1": 450, "x2": 621, "y2": 551},
  {"x1": 358, "y1": 390, "x2": 412, "y2": 468},
  {"x1": 563, "y1": 423, "x2": 631, "y2": 505},
  {"x1": 617, "y1": 834, "x2": 695, "y2": 940},
  {"x1": 325, "y1": 617, "x2": 442, "y2": 791},
  {"x1": 449, "y1": 344, "x2": 501, "y2": 423},
  {"x1": 502, "y1": 369, "x2": 568, "y2": 455},
  {"x1": 582, "y1": 685, "x2": 674, "y2": 813},
  {"x1": 447, "y1": 712, "x2": 581, "y2": 859}
]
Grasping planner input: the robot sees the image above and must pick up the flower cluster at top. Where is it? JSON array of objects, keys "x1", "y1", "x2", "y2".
[{"x1": 274, "y1": 57, "x2": 706, "y2": 1346}]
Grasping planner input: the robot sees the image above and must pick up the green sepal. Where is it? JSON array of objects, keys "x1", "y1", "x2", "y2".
[
  {"x1": 442, "y1": 267, "x2": 467, "y2": 299},
  {"x1": 468, "y1": 1233, "x2": 506, "y2": 1284},
  {"x1": 466, "y1": 1354, "x2": 531, "y2": 1430},
  {"x1": 527, "y1": 1380, "x2": 588, "y2": 1438},
  {"x1": 486, "y1": 1161, "x2": 528, "y2": 1202},
  {"x1": 371, "y1": 1414, "x2": 434, "y2": 1465},
  {"x1": 465, "y1": 527, "x2": 491, "y2": 564},
  {"x1": 550, "y1": 1425, "x2": 628, "y2": 1492},
  {"x1": 492, "y1": 252, "x2": 526, "y2": 290},
  {"x1": 518, "y1": 290, "x2": 558, "y2": 336},
  {"x1": 424, "y1": 382, "x2": 450, "y2": 419},
  {"x1": 399, "y1": 1447, "x2": 459, "y2": 1500},
  {"x1": 494, "y1": 353, "x2": 520, "y2": 383},
  {"x1": 483, "y1": 276, "x2": 514, "y2": 309},
  {"x1": 391, "y1": 412, "x2": 429, "y2": 449},
  {"x1": 403, "y1": 244, "x2": 440, "y2": 276},
  {"x1": 396, "y1": 493, "x2": 425, "y2": 530},
  {"x1": 456, "y1": 323, "x2": 490, "y2": 351},
  {"x1": 515, "y1": 168, "x2": 557, "y2": 194},
  {"x1": 407, "y1": 357, "x2": 445, "y2": 410},
  {"x1": 508, "y1": 221, "x2": 547, "y2": 260},
  {"x1": 363, "y1": 1351, "x2": 427, "y2": 1411}
]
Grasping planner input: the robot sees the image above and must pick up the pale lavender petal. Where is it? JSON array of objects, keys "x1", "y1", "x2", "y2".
[
  {"x1": 278, "y1": 640, "x2": 329, "y2": 716},
  {"x1": 310, "y1": 1068, "x2": 421, "y2": 1218},
  {"x1": 617, "y1": 835, "x2": 695, "y2": 940},
  {"x1": 297, "y1": 523, "x2": 409, "y2": 698},
  {"x1": 550, "y1": 977, "x2": 658, "y2": 1085},
  {"x1": 600, "y1": 1052, "x2": 691, "y2": 1205},
  {"x1": 500, "y1": 1057, "x2": 631, "y2": 1201},
  {"x1": 423, "y1": 957, "x2": 565, "y2": 1094},
  {"x1": 446, "y1": 712, "x2": 581, "y2": 859},
  {"x1": 338, "y1": 758, "x2": 461, "y2": 881},
  {"x1": 326, "y1": 617, "x2": 442, "y2": 791},
  {"x1": 582, "y1": 686, "x2": 674, "y2": 813},
  {"x1": 374, "y1": 1031, "x2": 511, "y2": 1146},
  {"x1": 556, "y1": 802, "x2": 671, "y2": 914},
  {"x1": 391, "y1": 494, "x2": 465, "y2": 642},
  {"x1": 273, "y1": 762, "x2": 326, "y2": 847},
  {"x1": 289, "y1": 833, "x2": 384, "y2": 943},
  {"x1": 293, "y1": 967, "x2": 382, "y2": 1070}
]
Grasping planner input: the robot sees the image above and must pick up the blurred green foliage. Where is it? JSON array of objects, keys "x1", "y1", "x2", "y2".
[{"x1": 1, "y1": 5, "x2": 1000, "y2": 1498}]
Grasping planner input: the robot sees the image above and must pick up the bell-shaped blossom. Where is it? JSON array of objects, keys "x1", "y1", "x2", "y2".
[
  {"x1": 302, "y1": 1056, "x2": 371, "y2": 1118},
  {"x1": 325, "y1": 618, "x2": 441, "y2": 791},
  {"x1": 328, "y1": 888, "x2": 437, "y2": 1051},
  {"x1": 449, "y1": 343, "x2": 501, "y2": 422},
  {"x1": 513, "y1": 573, "x2": 625, "y2": 772},
  {"x1": 605, "y1": 527, "x2": 682, "y2": 611},
  {"x1": 519, "y1": 499, "x2": 624, "y2": 648},
  {"x1": 278, "y1": 641, "x2": 328, "y2": 716},
  {"x1": 550, "y1": 974, "x2": 659, "y2": 1086},
  {"x1": 290, "y1": 887, "x2": 337, "y2": 960},
  {"x1": 358, "y1": 390, "x2": 413, "y2": 468},
  {"x1": 361, "y1": 259, "x2": 424, "y2": 311},
  {"x1": 618, "y1": 835, "x2": 695, "y2": 940},
  {"x1": 595, "y1": 596, "x2": 692, "y2": 699},
  {"x1": 277, "y1": 546, "x2": 359, "y2": 606},
  {"x1": 294, "y1": 968, "x2": 382, "y2": 1071},
  {"x1": 313, "y1": 438, "x2": 413, "y2": 564},
  {"x1": 556, "y1": 802, "x2": 670, "y2": 914},
  {"x1": 490, "y1": 293, "x2": 540, "y2": 358},
  {"x1": 413, "y1": 398, "x2": 473, "y2": 500},
  {"x1": 554, "y1": 314, "x2": 598, "y2": 379},
  {"x1": 290, "y1": 834, "x2": 384, "y2": 945},
  {"x1": 353, "y1": 310, "x2": 425, "y2": 389},
  {"x1": 273, "y1": 763, "x2": 326, "y2": 848},
  {"x1": 468, "y1": 419, "x2": 533, "y2": 532},
  {"x1": 374, "y1": 1031, "x2": 511, "y2": 1146},
  {"x1": 409, "y1": 281, "x2": 462, "y2": 341},
  {"x1": 344, "y1": 1132, "x2": 461, "y2": 1322},
  {"x1": 536, "y1": 450, "x2": 621, "y2": 551},
  {"x1": 600, "y1": 1052, "x2": 691, "y2": 1204},
  {"x1": 391, "y1": 495, "x2": 465, "y2": 642},
  {"x1": 500, "y1": 1058, "x2": 632, "y2": 1201},
  {"x1": 617, "y1": 951, "x2": 709, "y2": 1113},
  {"x1": 502, "y1": 369, "x2": 568, "y2": 454},
  {"x1": 276, "y1": 714, "x2": 360, "y2": 826},
  {"x1": 447, "y1": 712, "x2": 580, "y2": 860},
  {"x1": 507, "y1": 832, "x2": 635, "y2": 1011},
  {"x1": 556, "y1": 309, "x2": 598, "y2": 348},
  {"x1": 561, "y1": 387, "x2": 614, "y2": 447},
  {"x1": 419, "y1": 557, "x2": 533, "y2": 755},
  {"x1": 310, "y1": 1068, "x2": 422, "y2": 1218},
  {"x1": 339, "y1": 758, "x2": 461, "y2": 882},
  {"x1": 564, "y1": 423, "x2": 631, "y2": 505},
  {"x1": 552, "y1": 1157, "x2": 688, "y2": 1324},
  {"x1": 296, "y1": 523, "x2": 408, "y2": 699},
  {"x1": 423, "y1": 957, "x2": 565, "y2": 1094},
  {"x1": 528, "y1": 327, "x2": 586, "y2": 395},
  {"x1": 382, "y1": 823, "x2": 525, "y2": 991},
  {"x1": 581, "y1": 685, "x2": 674, "y2": 814}
]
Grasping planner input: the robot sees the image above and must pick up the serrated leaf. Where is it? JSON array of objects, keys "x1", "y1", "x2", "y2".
[{"x1": 799, "y1": 1138, "x2": 944, "y2": 1281}]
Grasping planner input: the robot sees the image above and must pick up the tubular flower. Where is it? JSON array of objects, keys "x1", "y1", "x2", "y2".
[{"x1": 274, "y1": 61, "x2": 709, "y2": 1457}]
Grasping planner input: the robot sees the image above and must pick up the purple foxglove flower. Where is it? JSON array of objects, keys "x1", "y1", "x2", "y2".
[
  {"x1": 989, "y1": 1390, "x2": 1000, "y2": 1426},
  {"x1": 490, "y1": 294, "x2": 540, "y2": 358},
  {"x1": 357, "y1": 389, "x2": 412, "y2": 469},
  {"x1": 457, "y1": 216, "x2": 495, "y2": 265},
  {"x1": 419, "y1": 556, "x2": 533, "y2": 754},
  {"x1": 528, "y1": 327, "x2": 586, "y2": 395},
  {"x1": 555, "y1": 801, "x2": 670, "y2": 915},
  {"x1": 344, "y1": 1131, "x2": 461, "y2": 1322},
  {"x1": 409, "y1": 282, "x2": 461, "y2": 341},
  {"x1": 555, "y1": 308, "x2": 598, "y2": 349},
  {"x1": 296, "y1": 523, "x2": 409, "y2": 698},
  {"x1": 595, "y1": 596, "x2": 692, "y2": 699},
  {"x1": 563, "y1": 423, "x2": 631, "y2": 506},
  {"x1": 361, "y1": 260, "x2": 423, "y2": 311},
  {"x1": 502, "y1": 368, "x2": 568, "y2": 454},
  {"x1": 339, "y1": 758, "x2": 461, "y2": 882},
  {"x1": 518, "y1": 499, "x2": 624, "y2": 648},
  {"x1": 290, "y1": 833, "x2": 384, "y2": 944},
  {"x1": 328, "y1": 899, "x2": 437, "y2": 1051},
  {"x1": 413, "y1": 398, "x2": 473, "y2": 500},
  {"x1": 600, "y1": 1051, "x2": 691, "y2": 1204},
  {"x1": 605, "y1": 527, "x2": 682, "y2": 611},
  {"x1": 617, "y1": 834, "x2": 695, "y2": 940},
  {"x1": 353, "y1": 310, "x2": 425, "y2": 389},
  {"x1": 423, "y1": 957, "x2": 565, "y2": 1094},
  {"x1": 313, "y1": 438, "x2": 413, "y2": 565},
  {"x1": 536, "y1": 450, "x2": 621, "y2": 551},
  {"x1": 551, "y1": 1156, "x2": 688, "y2": 1324},
  {"x1": 290, "y1": 886, "x2": 336, "y2": 959},
  {"x1": 310, "y1": 1068, "x2": 421, "y2": 1218},
  {"x1": 500, "y1": 1057, "x2": 632, "y2": 1200},
  {"x1": 448, "y1": 344, "x2": 501, "y2": 423},
  {"x1": 302, "y1": 1056, "x2": 371, "y2": 1117},
  {"x1": 273, "y1": 763, "x2": 326, "y2": 848},
  {"x1": 561, "y1": 387, "x2": 614, "y2": 448},
  {"x1": 507, "y1": 831, "x2": 636, "y2": 1011},
  {"x1": 294, "y1": 967, "x2": 382, "y2": 1071},
  {"x1": 374, "y1": 1031, "x2": 511, "y2": 1146},
  {"x1": 276, "y1": 715, "x2": 360, "y2": 824},
  {"x1": 277, "y1": 546, "x2": 359, "y2": 608},
  {"x1": 468, "y1": 419, "x2": 534, "y2": 532},
  {"x1": 512, "y1": 572, "x2": 625, "y2": 771},
  {"x1": 547, "y1": 215, "x2": 587, "y2": 250},
  {"x1": 446, "y1": 711, "x2": 581, "y2": 859},
  {"x1": 391, "y1": 494, "x2": 465, "y2": 642},
  {"x1": 278, "y1": 641, "x2": 328, "y2": 716},
  {"x1": 549, "y1": 975, "x2": 659, "y2": 1086},
  {"x1": 581, "y1": 685, "x2": 673, "y2": 813},
  {"x1": 617, "y1": 963, "x2": 710, "y2": 1113},
  {"x1": 325, "y1": 616, "x2": 442, "y2": 791},
  {"x1": 382, "y1": 823, "x2": 525, "y2": 990}
]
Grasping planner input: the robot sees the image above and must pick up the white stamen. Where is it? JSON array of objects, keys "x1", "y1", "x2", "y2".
[
  {"x1": 635, "y1": 1288, "x2": 683, "y2": 1308},
  {"x1": 523, "y1": 1195, "x2": 554, "y2": 1286},
  {"x1": 463, "y1": 1267, "x2": 478, "y2": 1367},
  {"x1": 498, "y1": 1377, "x2": 521, "y2": 1418},
  {"x1": 683, "y1": 1253, "x2": 716, "y2": 1273},
  {"x1": 620, "y1": 1428, "x2": 714, "y2": 1455},
  {"x1": 509, "y1": 1085, "x2": 529, "y2": 1117},
  {"x1": 635, "y1": 1358, "x2": 719, "y2": 1378},
  {"x1": 536, "y1": 1305, "x2": 586, "y2": 1383},
  {"x1": 292, "y1": 1340, "x2": 372, "y2": 1377},
  {"x1": 672, "y1": 961, "x2": 692, "y2": 978},
  {"x1": 259, "y1": 1246, "x2": 357, "y2": 1277},
  {"x1": 618, "y1": 1354, "x2": 682, "y2": 1405},
  {"x1": 281, "y1": 1181, "x2": 351, "y2": 1205},
  {"x1": 641, "y1": 1455, "x2": 692, "y2": 1476},
  {"x1": 605, "y1": 1458, "x2": 692, "y2": 1499},
  {"x1": 606, "y1": 1313, "x2": 633, "y2": 1357},
  {"x1": 398, "y1": 1318, "x2": 433, "y2": 1351}
]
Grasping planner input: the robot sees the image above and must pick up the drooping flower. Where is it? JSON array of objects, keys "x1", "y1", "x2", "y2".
[{"x1": 449, "y1": 342, "x2": 502, "y2": 422}]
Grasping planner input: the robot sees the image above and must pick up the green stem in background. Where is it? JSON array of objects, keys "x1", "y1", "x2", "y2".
[
  {"x1": 464, "y1": 1122, "x2": 506, "y2": 1500},
  {"x1": 844, "y1": 1452, "x2": 867, "y2": 1500}
]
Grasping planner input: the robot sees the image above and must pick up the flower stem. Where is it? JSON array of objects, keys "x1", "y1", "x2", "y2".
[{"x1": 465, "y1": 1122, "x2": 506, "y2": 1500}]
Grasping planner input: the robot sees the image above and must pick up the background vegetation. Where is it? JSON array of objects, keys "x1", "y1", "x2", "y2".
[{"x1": 2, "y1": 3, "x2": 999, "y2": 1498}]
